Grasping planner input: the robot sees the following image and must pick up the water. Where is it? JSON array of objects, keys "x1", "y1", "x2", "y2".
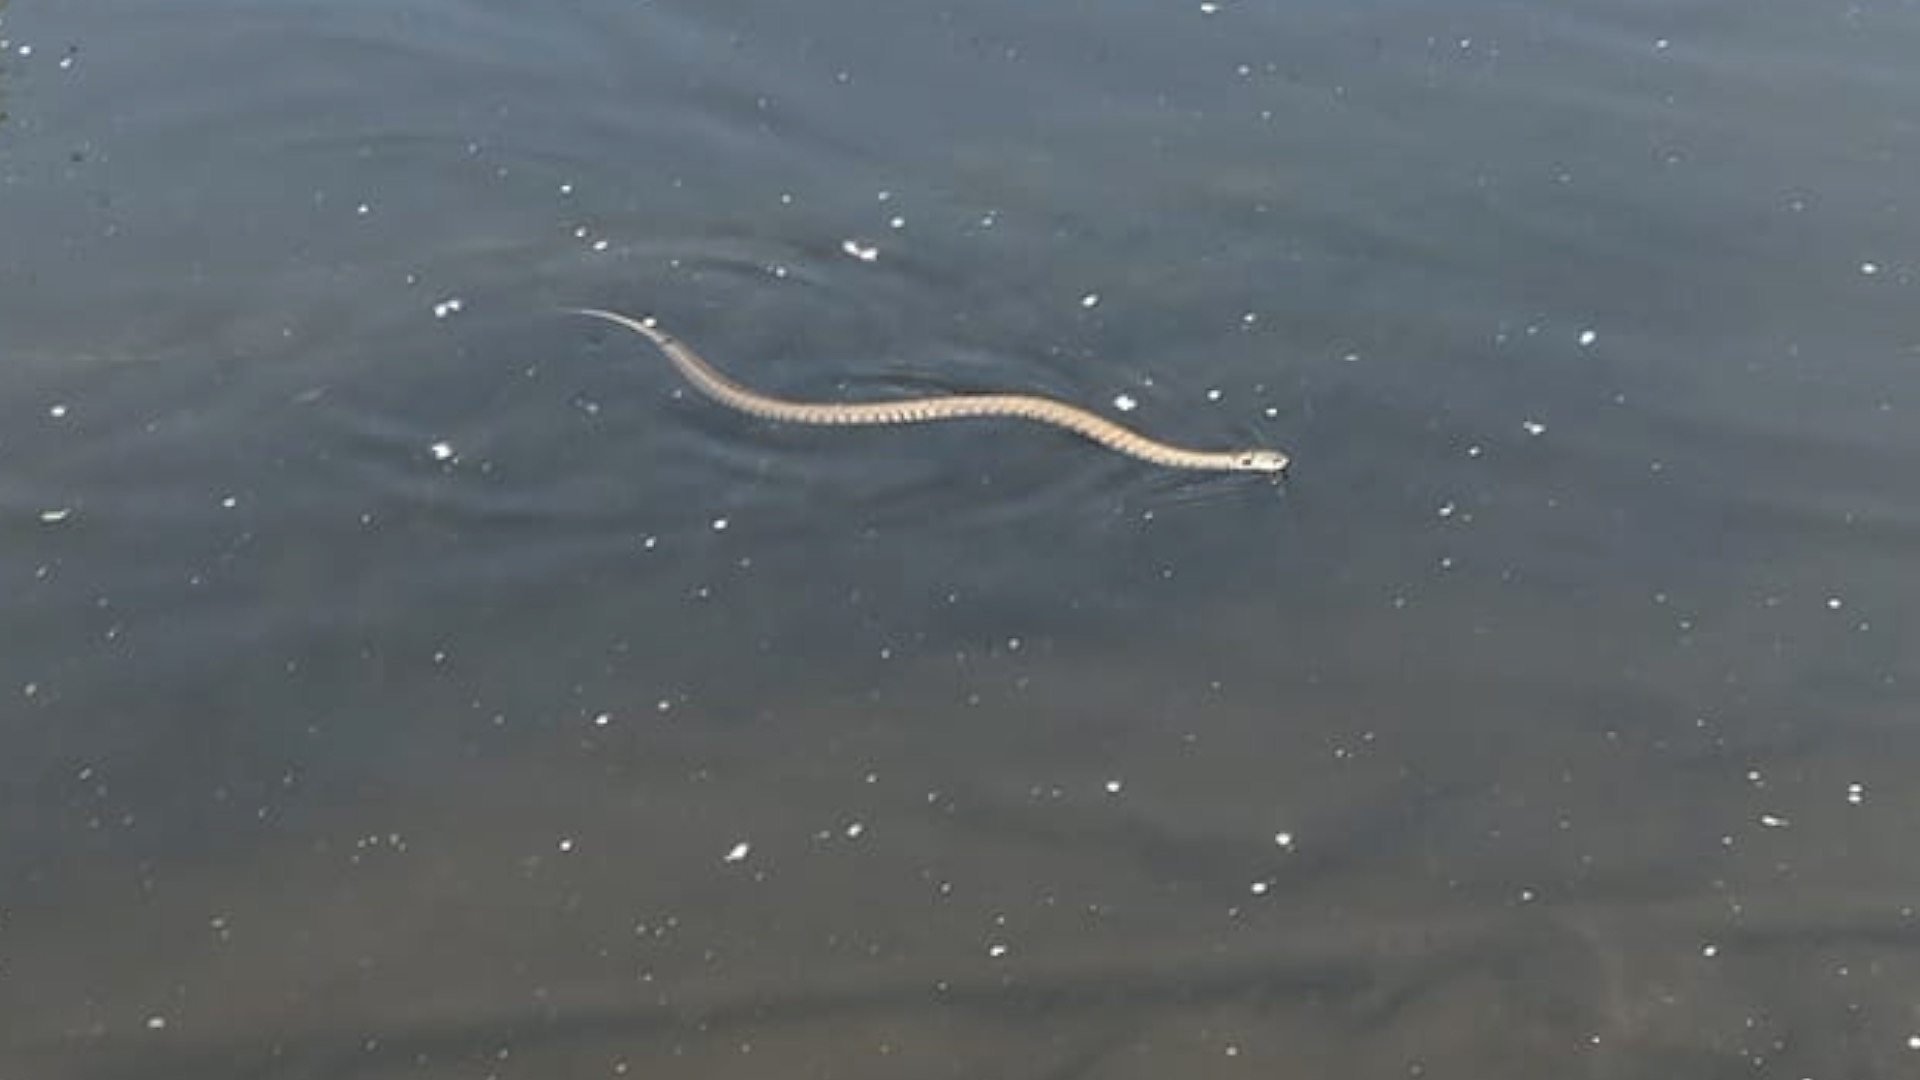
[{"x1": 5, "y1": 0, "x2": 1919, "y2": 1076}]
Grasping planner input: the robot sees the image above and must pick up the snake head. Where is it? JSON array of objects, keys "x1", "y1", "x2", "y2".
[{"x1": 1233, "y1": 449, "x2": 1290, "y2": 473}]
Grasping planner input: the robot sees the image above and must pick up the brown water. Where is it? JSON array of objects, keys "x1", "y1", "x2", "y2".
[{"x1": 5, "y1": 0, "x2": 1920, "y2": 1076}]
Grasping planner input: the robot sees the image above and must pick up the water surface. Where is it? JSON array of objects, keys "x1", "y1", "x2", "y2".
[{"x1": 4, "y1": 0, "x2": 1920, "y2": 1076}]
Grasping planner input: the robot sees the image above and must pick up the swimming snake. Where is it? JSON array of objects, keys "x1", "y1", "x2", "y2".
[{"x1": 571, "y1": 307, "x2": 1289, "y2": 473}]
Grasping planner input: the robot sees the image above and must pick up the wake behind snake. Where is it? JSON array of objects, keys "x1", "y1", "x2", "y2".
[{"x1": 571, "y1": 308, "x2": 1289, "y2": 474}]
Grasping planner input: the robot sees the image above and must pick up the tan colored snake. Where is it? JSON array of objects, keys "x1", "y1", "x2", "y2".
[{"x1": 571, "y1": 307, "x2": 1289, "y2": 473}]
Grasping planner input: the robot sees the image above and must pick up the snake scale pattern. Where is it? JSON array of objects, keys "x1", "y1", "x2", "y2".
[{"x1": 572, "y1": 307, "x2": 1289, "y2": 474}]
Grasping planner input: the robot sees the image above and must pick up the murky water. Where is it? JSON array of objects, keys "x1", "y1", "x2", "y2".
[{"x1": 5, "y1": 0, "x2": 1919, "y2": 1076}]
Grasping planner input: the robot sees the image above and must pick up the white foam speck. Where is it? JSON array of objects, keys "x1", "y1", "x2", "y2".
[
  {"x1": 1861, "y1": 262, "x2": 1880, "y2": 276},
  {"x1": 711, "y1": 517, "x2": 729, "y2": 531},
  {"x1": 1113, "y1": 393, "x2": 1137, "y2": 412},
  {"x1": 1249, "y1": 880, "x2": 1269, "y2": 895},
  {"x1": 429, "y1": 441, "x2": 456, "y2": 462},
  {"x1": 723, "y1": 841, "x2": 751, "y2": 863},
  {"x1": 1758, "y1": 813, "x2": 1790, "y2": 828},
  {"x1": 1521, "y1": 419, "x2": 1547, "y2": 436},
  {"x1": 38, "y1": 508, "x2": 73, "y2": 524},
  {"x1": 1080, "y1": 292, "x2": 1100, "y2": 309},
  {"x1": 986, "y1": 942, "x2": 1008, "y2": 958},
  {"x1": 1274, "y1": 831, "x2": 1294, "y2": 849},
  {"x1": 48, "y1": 403, "x2": 68, "y2": 418},
  {"x1": 431, "y1": 297, "x2": 464, "y2": 319},
  {"x1": 1578, "y1": 329, "x2": 1597, "y2": 347},
  {"x1": 1701, "y1": 943, "x2": 1719, "y2": 958},
  {"x1": 1848, "y1": 782, "x2": 1866, "y2": 805},
  {"x1": 840, "y1": 238, "x2": 879, "y2": 262},
  {"x1": 1104, "y1": 779, "x2": 1123, "y2": 794}
]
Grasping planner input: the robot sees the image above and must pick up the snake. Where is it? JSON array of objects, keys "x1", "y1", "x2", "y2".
[{"x1": 570, "y1": 307, "x2": 1290, "y2": 474}]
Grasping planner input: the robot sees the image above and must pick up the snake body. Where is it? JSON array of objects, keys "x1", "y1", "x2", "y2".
[{"x1": 571, "y1": 307, "x2": 1289, "y2": 474}]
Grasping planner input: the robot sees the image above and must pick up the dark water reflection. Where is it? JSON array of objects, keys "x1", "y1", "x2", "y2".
[{"x1": 5, "y1": 0, "x2": 1920, "y2": 1076}]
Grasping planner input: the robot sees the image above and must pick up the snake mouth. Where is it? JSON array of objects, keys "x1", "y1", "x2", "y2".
[{"x1": 1235, "y1": 451, "x2": 1290, "y2": 473}]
